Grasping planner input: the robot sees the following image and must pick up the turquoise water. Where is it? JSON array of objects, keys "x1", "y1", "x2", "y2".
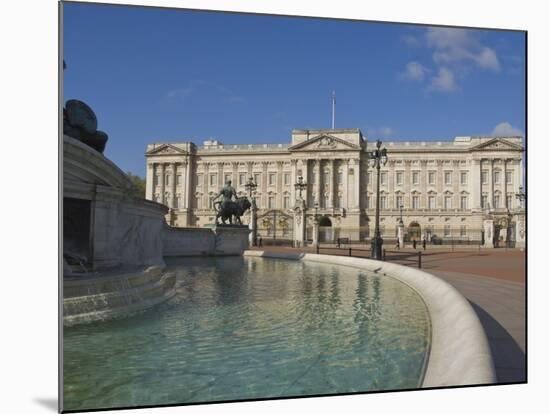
[{"x1": 63, "y1": 257, "x2": 430, "y2": 411}]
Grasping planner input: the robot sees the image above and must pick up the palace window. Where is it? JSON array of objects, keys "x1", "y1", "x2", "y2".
[
  {"x1": 269, "y1": 173, "x2": 276, "y2": 186},
  {"x1": 337, "y1": 171, "x2": 343, "y2": 184},
  {"x1": 396, "y1": 195, "x2": 403, "y2": 209},
  {"x1": 323, "y1": 171, "x2": 330, "y2": 185},
  {"x1": 460, "y1": 196, "x2": 468, "y2": 210},
  {"x1": 494, "y1": 194, "x2": 500, "y2": 209},
  {"x1": 196, "y1": 196, "x2": 202, "y2": 209},
  {"x1": 428, "y1": 196, "x2": 436, "y2": 210},
  {"x1": 283, "y1": 196, "x2": 290, "y2": 209},
  {"x1": 412, "y1": 171, "x2": 419, "y2": 185},
  {"x1": 239, "y1": 173, "x2": 246, "y2": 185},
  {"x1": 481, "y1": 195, "x2": 488, "y2": 208},
  {"x1": 444, "y1": 196, "x2": 452, "y2": 209},
  {"x1": 444, "y1": 225, "x2": 451, "y2": 237},
  {"x1": 165, "y1": 175, "x2": 170, "y2": 185},
  {"x1": 460, "y1": 172, "x2": 468, "y2": 185},
  {"x1": 460, "y1": 225, "x2": 467, "y2": 237},
  {"x1": 311, "y1": 173, "x2": 316, "y2": 184},
  {"x1": 444, "y1": 172, "x2": 452, "y2": 185},
  {"x1": 366, "y1": 195, "x2": 371, "y2": 209},
  {"x1": 175, "y1": 195, "x2": 181, "y2": 208},
  {"x1": 494, "y1": 171, "x2": 500, "y2": 184},
  {"x1": 335, "y1": 195, "x2": 342, "y2": 208},
  {"x1": 481, "y1": 171, "x2": 488, "y2": 184},
  {"x1": 396, "y1": 171, "x2": 403, "y2": 185},
  {"x1": 428, "y1": 171, "x2": 435, "y2": 185},
  {"x1": 412, "y1": 196, "x2": 419, "y2": 209},
  {"x1": 254, "y1": 173, "x2": 261, "y2": 186},
  {"x1": 268, "y1": 196, "x2": 276, "y2": 209},
  {"x1": 284, "y1": 173, "x2": 290, "y2": 185},
  {"x1": 224, "y1": 174, "x2": 232, "y2": 184},
  {"x1": 209, "y1": 196, "x2": 215, "y2": 209},
  {"x1": 381, "y1": 172, "x2": 387, "y2": 186},
  {"x1": 506, "y1": 171, "x2": 512, "y2": 184},
  {"x1": 210, "y1": 174, "x2": 217, "y2": 186},
  {"x1": 176, "y1": 174, "x2": 182, "y2": 185},
  {"x1": 196, "y1": 174, "x2": 202, "y2": 186},
  {"x1": 507, "y1": 195, "x2": 512, "y2": 208},
  {"x1": 380, "y1": 196, "x2": 387, "y2": 209},
  {"x1": 153, "y1": 175, "x2": 159, "y2": 186}
]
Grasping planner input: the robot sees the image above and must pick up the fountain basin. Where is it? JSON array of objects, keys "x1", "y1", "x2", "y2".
[{"x1": 244, "y1": 250, "x2": 496, "y2": 388}]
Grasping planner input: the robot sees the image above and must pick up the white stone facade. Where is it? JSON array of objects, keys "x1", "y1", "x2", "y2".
[{"x1": 145, "y1": 128, "x2": 524, "y2": 243}]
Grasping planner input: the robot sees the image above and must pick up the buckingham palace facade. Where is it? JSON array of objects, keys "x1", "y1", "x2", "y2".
[{"x1": 145, "y1": 128, "x2": 524, "y2": 243}]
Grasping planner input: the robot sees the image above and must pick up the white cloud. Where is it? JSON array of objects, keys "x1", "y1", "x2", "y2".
[
  {"x1": 430, "y1": 67, "x2": 458, "y2": 92},
  {"x1": 400, "y1": 61, "x2": 430, "y2": 81},
  {"x1": 166, "y1": 80, "x2": 244, "y2": 104},
  {"x1": 426, "y1": 27, "x2": 501, "y2": 72},
  {"x1": 402, "y1": 35, "x2": 422, "y2": 47},
  {"x1": 492, "y1": 122, "x2": 523, "y2": 137}
]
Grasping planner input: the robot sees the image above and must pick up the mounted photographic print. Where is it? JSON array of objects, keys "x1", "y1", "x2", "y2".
[{"x1": 61, "y1": 1, "x2": 526, "y2": 412}]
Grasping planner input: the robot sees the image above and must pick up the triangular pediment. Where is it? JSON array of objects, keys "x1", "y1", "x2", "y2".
[
  {"x1": 147, "y1": 143, "x2": 188, "y2": 155},
  {"x1": 289, "y1": 134, "x2": 361, "y2": 152},
  {"x1": 472, "y1": 137, "x2": 523, "y2": 151}
]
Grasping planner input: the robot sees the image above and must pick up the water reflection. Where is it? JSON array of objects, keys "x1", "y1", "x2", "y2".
[{"x1": 63, "y1": 257, "x2": 430, "y2": 411}]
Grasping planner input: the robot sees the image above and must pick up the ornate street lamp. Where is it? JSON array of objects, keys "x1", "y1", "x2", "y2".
[
  {"x1": 245, "y1": 176, "x2": 258, "y2": 246},
  {"x1": 515, "y1": 185, "x2": 526, "y2": 209},
  {"x1": 369, "y1": 140, "x2": 388, "y2": 260},
  {"x1": 294, "y1": 175, "x2": 307, "y2": 201},
  {"x1": 399, "y1": 204, "x2": 404, "y2": 224}
]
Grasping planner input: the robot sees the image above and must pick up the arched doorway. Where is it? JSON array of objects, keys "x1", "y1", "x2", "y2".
[
  {"x1": 407, "y1": 221, "x2": 421, "y2": 241},
  {"x1": 319, "y1": 216, "x2": 333, "y2": 242}
]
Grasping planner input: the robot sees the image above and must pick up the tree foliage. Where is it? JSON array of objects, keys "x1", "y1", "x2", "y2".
[{"x1": 126, "y1": 171, "x2": 146, "y2": 198}]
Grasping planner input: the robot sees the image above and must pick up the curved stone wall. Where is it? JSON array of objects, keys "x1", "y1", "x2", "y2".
[
  {"x1": 243, "y1": 250, "x2": 496, "y2": 388},
  {"x1": 63, "y1": 266, "x2": 176, "y2": 326}
]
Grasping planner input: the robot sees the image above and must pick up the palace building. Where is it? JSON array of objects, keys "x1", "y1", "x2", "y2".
[{"x1": 145, "y1": 128, "x2": 524, "y2": 244}]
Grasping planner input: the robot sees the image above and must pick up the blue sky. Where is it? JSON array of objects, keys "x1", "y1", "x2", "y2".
[{"x1": 63, "y1": 2, "x2": 525, "y2": 177}]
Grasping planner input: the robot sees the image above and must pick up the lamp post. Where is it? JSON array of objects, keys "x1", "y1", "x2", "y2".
[
  {"x1": 245, "y1": 176, "x2": 258, "y2": 246},
  {"x1": 399, "y1": 204, "x2": 404, "y2": 224},
  {"x1": 515, "y1": 185, "x2": 526, "y2": 209},
  {"x1": 369, "y1": 140, "x2": 388, "y2": 260},
  {"x1": 293, "y1": 176, "x2": 308, "y2": 248}
]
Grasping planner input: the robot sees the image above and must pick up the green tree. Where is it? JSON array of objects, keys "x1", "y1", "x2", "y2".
[{"x1": 126, "y1": 171, "x2": 146, "y2": 198}]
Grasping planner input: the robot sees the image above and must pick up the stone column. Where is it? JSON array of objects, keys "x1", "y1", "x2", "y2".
[
  {"x1": 290, "y1": 159, "x2": 298, "y2": 203},
  {"x1": 329, "y1": 159, "x2": 335, "y2": 208},
  {"x1": 404, "y1": 160, "x2": 412, "y2": 209},
  {"x1": 503, "y1": 159, "x2": 508, "y2": 208},
  {"x1": 160, "y1": 163, "x2": 166, "y2": 204},
  {"x1": 388, "y1": 160, "x2": 396, "y2": 209},
  {"x1": 277, "y1": 161, "x2": 284, "y2": 208},
  {"x1": 489, "y1": 158, "x2": 495, "y2": 208},
  {"x1": 436, "y1": 160, "x2": 443, "y2": 209},
  {"x1": 146, "y1": 162, "x2": 154, "y2": 200},
  {"x1": 262, "y1": 161, "x2": 269, "y2": 209},
  {"x1": 420, "y1": 160, "x2": 428, "y2": 209},
  {"x1": 203, "y1": 162, "x2": 209, "y2": 209},
  {"x1": 342, "y1": 159, "x2": 350, "y2": 209},
  {"x1": 452, "y1": 160, "x2": 460, "y2": 209},
  {"x1": 171, "y1": 162, "x2": 177, "y2": 208},
  {"x1": 232, "y1": 162, "x2": 239, "y2": 190},
  {"x1": 470, "y1": 158, "x2": 481, "y2": 209},
  {"x1": 312, "y1": 217, "x2": 320, "y2": 247},
  {"x1": 353, "y1": 158, "x2": 360, "y2": 210},
  {"x1": 184, "y1": 159, "x2": 191, "y2": 210},
  {"x1": 315, "y1": 159, "x2": 321, "y2": 207}
]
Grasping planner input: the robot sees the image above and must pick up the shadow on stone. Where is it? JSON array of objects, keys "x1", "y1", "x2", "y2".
[
  {"x1": 469, "y1": 301, "x2": 526, "y2": 383},
  {"x1": 34, "y1": 398, "x2": 57, "y2": 412}
]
